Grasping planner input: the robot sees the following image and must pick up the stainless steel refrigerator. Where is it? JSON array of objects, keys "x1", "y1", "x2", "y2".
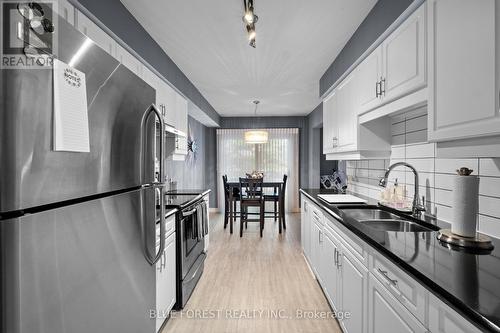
[{"x1": 0, "y1": 6, "x2": 167, "y2": 333}]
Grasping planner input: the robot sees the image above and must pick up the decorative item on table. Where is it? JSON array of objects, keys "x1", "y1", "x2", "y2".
[
  {"x1": 246, "y1": 171, "x2": 264, "y2": 179},
  {"x1": 379, "y1": 178, "x2": 412, "y2": 212},
  {"x1": 451, "y1": 167, "x2": 479, "y2": 237}
]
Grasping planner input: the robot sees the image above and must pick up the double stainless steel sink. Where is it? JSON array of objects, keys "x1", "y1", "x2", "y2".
[{"x1": 340, "y1": 207, "x2": 438, "y2": 233}]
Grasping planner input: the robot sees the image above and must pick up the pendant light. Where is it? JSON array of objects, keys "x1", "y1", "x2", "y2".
[
  {"x1": 242, "y1": 0, "x2": 258, "y2": 48},
  {"x1": 244, "y1": 100, "x2": 268, "y2": 144}
]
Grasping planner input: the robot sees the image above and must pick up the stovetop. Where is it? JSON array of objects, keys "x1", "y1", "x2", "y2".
[{"x1": 164, "y1": 189, "x2": 210, "y2": 209}]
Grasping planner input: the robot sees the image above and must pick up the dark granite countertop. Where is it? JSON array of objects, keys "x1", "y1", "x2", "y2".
[
  {"x1": 164, "y1": 189, "x2": 211, "y2": 209},
  {"x1": 165, "y1": 189, "x2": 211, "y2": 196},
  {"x1": 300, "y1": 188, "x2": 500, "y2": 333}
]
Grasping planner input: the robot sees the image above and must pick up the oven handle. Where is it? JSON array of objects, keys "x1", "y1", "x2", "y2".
[{"x1": 182, "y1": 208, "x2": 198, "y2": 217}]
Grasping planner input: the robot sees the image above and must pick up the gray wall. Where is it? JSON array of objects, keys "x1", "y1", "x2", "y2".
[
  {"x1": 319, "y1": 0, "x2": 414, "y2": 96},
  {"x1": 306, "y1": 104, "x2": 323, "y2": 188},
  {"x1": 72, "y1": 0, "x2": 220, "y2": 124},
  {"x1": 166, "y1": 116, "x2": 217, "y2": 206},
  {"x1": 204, "y1": 127, "x2": 217, "y2": 207}
]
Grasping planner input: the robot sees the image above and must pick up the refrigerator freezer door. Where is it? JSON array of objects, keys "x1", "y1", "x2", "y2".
[
  {"x1": 0, "y1": 18, "x2": 156, "y2": 213},
  {"x1": 0, "y1": 187, "x2": 157, "y2": 333}
]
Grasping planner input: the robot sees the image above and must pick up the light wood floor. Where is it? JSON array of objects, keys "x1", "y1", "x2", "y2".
[{"x1": 162, "y1": 213, "x2": 342, "y2": 333}]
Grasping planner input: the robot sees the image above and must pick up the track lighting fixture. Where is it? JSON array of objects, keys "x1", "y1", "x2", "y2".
[{"x1": 242, "y1": 0, "x2": 258, "y2": 48}]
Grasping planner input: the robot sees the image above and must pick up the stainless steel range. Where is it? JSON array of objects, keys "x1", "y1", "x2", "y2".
[{"x1": 165, "y1": 193, "x2": 208, "y2": 309}]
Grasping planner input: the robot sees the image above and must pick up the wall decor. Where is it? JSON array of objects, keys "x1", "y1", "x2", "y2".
[{"x1": 186, "y1": 123, "x2": 198, "y2": 166}]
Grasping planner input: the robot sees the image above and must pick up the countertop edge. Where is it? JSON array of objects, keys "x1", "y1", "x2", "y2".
[{"x1": 300, "y1": 189, "x2": 500, "y2": 333}]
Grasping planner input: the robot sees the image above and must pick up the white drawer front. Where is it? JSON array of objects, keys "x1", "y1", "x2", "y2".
[
  {"x1": 325, "y1": 216, "x2": 369, "y2": 268},
  {"x1": 370, "y1": 254, "x2": 427, "y2": 325}
]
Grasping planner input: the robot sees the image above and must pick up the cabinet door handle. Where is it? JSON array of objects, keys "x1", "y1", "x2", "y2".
[
  {"x1": 336, "y1": 250, "x2": 342, "y2": 268},
  {"x1": 334, "y1": 248, "x2": 338, "y2": 266},
  {"x1": 377, "y1": 268, "x2": 398, "y2": 287},
  {"x1": 375, "y1": 81, "x2": 381, "y2": 98},
  {"x1": 381, "y1": 77, "x2": 386, "y2": 96}
]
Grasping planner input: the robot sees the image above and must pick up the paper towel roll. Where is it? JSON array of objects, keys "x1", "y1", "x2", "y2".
[{"x1": 451, "y1": 175, "x2": 479, "y2": 237}]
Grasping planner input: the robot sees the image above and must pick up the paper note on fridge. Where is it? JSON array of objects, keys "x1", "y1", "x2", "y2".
[{"x1": 53, "y1": 59, "x2": 90, "y2": 152}]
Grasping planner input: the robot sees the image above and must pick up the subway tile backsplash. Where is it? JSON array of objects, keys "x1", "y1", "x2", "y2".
[{"x1": 346, "y1": 108, "x2": 500, "y2": 238}]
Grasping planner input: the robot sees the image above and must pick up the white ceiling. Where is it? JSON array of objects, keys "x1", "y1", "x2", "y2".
[{"x1": 121, "y1": 0, "x2": 377, "y2": 117}]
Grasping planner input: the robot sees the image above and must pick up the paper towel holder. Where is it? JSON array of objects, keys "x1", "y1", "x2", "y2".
[{"x1": 437, "y1": 229, "x2": 493, "y2": 252}]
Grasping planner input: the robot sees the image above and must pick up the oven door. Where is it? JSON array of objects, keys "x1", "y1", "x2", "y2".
[{"x1": 180, "y1": 204, "x2": 205, "y2": 279}]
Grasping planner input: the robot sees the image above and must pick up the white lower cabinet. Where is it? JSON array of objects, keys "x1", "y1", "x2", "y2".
[
  {"x1": 368, "y1": 273, "x2": 427, "y2": 333},
  {"x1": 322, "y1": 225, "x2": 342, "y2": 311},
  {"x1": 300, "y1": 194, "x2": 482, "y2": 333},
  {"x1": 310, "y1": 214, "x2": 324, "y2": 282},
  {"x1": 156, "y1": 215, "x2": 176, "y2": 332},
  {"x1": 340, "y1": 244, "x2": 368, "y2": 333},
  {"x1": 428, "y1": 293, "x2": 481, "y2": 333},
  {"x1": 300, "y1": 197, "x2": 311, "y2": 258}
]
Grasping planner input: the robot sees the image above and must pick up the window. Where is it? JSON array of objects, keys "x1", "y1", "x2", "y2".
[{"x1": 217, "y1": 128, "x2": 299, "y2": 212}]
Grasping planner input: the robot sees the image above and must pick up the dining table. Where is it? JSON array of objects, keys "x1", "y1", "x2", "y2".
[{"x1": 226, "y1": 179, "x2": 285, "y2": 234}]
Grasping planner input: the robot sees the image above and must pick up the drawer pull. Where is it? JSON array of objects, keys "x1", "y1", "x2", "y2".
[{"x1": 377, "y1": 268, "x2": 398, "y2": 287}]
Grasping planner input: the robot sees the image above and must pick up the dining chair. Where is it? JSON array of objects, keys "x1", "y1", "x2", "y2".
[
  {"x1": 264, "y1": 174, "x2": 288, "y2": 232},
  {"x1": 222, "y1": 175, "x2": 240, "y2": 230},
  {"x1": 239, "y1": 177, "x2": 265, "y2": 237}
]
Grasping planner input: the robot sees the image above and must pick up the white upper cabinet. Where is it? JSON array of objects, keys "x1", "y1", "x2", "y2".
[
  {"x1": 355, "y1": 3, "x2": 427, "y2": 116},
  {"x1": 116, "y1": 44, "x2": 143, "y2": 78},
  {"x1": 162, "y1": 82, "x2": 177, "y2": 127},
  {"x1": 75, "y1": 11, "x2": 116, "y2": 57},
  {"x1": 381, "y1": 3, "x2": 427, "y2": 104},
  {"x1": 54, "y1": 0, "x2": 74, "y2": 25},
  {"x1": 323, "y1": 71, "x2": 391, "y2": 160},
  {"x1": 428, "y1": 0, "x2": 499, "y2": 142},
  {"x1": 357, "y1": 47, "x2": 383, "y2": 115},
  {"x1": 142, "y1": 66, "x2": 159, "y2": 93},
  {"x1": 323, "y1": 3, "x2": 426, "y2": 159},
  {"x1": 175, "y1": 93, "x2": 188, "y2": 134},
  {"x1": 336, "y1": 74, "x2": 357, "y2": 151},
  {"x1": 322, "y1": 90, "x2": 338, "y2": 155}
]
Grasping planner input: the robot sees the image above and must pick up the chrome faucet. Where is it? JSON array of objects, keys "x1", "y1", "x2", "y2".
[{"x1": 379, "y1": 162, "x2": 426, "y2": 217}]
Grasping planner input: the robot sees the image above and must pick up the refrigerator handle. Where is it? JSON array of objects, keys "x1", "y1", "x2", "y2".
[
  {"x1": 142, "y1": 104, "x2": 166, "y2": 265},
  {"x1": 141, "y1": 104, "x2": 165, "y2": 184}
]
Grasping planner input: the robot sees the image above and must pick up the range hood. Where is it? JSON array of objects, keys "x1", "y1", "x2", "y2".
[{"x1": 165, "y1": 123, "x2": 187, "y2": 138}]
